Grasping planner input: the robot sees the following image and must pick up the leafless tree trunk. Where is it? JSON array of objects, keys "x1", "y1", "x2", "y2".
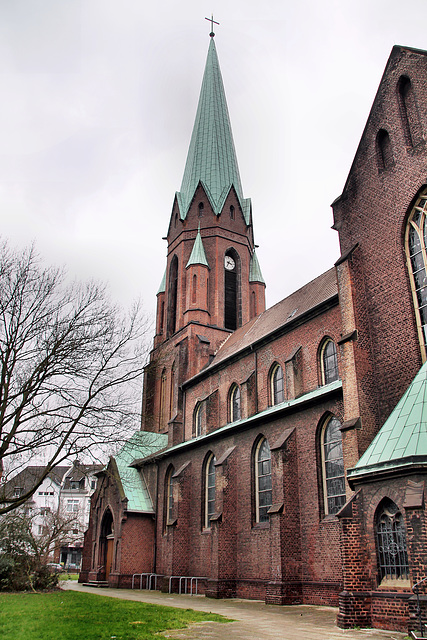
[{"x1": 0, "y1": 242, "x2": 151, "y2": 514}]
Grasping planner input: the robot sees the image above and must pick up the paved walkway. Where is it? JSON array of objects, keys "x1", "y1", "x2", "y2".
[{"x1": 62, "y1": 581, "x2": 407, "y2": 640}]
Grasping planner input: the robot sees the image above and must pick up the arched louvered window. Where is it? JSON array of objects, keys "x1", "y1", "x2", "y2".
[
  {"x1": 224, "y1": 249, "x2": 240, "y2": 330},
  {"x1": 321, "y1": 415, "x2": 345, "y2": 515},
  {"x1": 270, "y1": 364, "x2": 285, "y2": 405},
  {"x1": 320, "y1": 339, "x2": 339, "y2": 385},
  {"x1": 229, "y1": 384, "x2": 241, "y2": 422},
  {"x1": 406, "y1": 190, "x2": 427, "y2": 360},
  {"x1": 376, "y1": 499, "x2": 409, "y2": 583},
  {"x1": 167, "y1": 255, "x2": 178, "y2": 336},
  {"x1": 255, "y1": 437, "x2": 272, "y2": 523},
  {"x1": 204, "y1": 453, "x2": 216, "y2": 529}
]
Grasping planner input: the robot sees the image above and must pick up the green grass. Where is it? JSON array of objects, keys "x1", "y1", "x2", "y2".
[
  {"x1": 58, "y1": 573, "x2": 79, "y2": 581},
  {"x1": 0, "y1": 590, "x2": 230, "y2": 640}
]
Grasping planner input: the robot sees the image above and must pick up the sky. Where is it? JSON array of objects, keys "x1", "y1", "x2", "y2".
[{"x1": 1, "y1": 0, "x2": 427, "y2": 321}]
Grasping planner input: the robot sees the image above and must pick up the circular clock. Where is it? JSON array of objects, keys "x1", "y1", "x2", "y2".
[{"x1": 225, "y1": 255, "x2": 235, "y2": 271}]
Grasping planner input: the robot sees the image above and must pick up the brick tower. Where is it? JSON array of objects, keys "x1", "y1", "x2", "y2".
[{"x1": 142, "y1": 34, "x2": 265, "y2": 441}]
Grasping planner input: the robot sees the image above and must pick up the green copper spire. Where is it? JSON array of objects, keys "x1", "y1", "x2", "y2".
[
  {"x1": 186, "y1": 226, "x2": 209, "y2": 268},
  {"x1": 348, "y1": 361, "x2": 427, "y2": 483},
  {"x1": 157, "y1": 269, "x2": 166, "y2": 295},
  {"x1": 249, "y1": 250, "x2": 265, "y2": 284},
  {"x1": 176, "y1": 38, "x2": 251, "y2": 223}
]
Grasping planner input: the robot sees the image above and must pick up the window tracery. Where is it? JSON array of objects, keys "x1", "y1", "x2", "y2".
[
  {"x1": 320, "y1": 339, "x2": 339, "y2": 385},
  {"x1": 229, "y1": 384, "x2": 241, "y2": 422},
  {"x1": 405, "y1": 190, "x2": 427, "y2": 360},
  {"x1": 204, "y1": 453, "x2": 216, "y2": 529},
  {"x1": 255, "y1": 437, "x2": 272, "y2": 523},
  {"x1": 270, "y1": 363, "x2": 285, "y2": 405},
  {"x1": 321, "y1": 416, "x2": 345, "y2": 515},
  {"x1": 376, "y1": 499, "x2": 409, "y2": 583}
]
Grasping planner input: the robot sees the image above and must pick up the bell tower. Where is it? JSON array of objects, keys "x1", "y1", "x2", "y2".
[{"x1": 144, "y1": 31, "x2": 265, "y2": 438}]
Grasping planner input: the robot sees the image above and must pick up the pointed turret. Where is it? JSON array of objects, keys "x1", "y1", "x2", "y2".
[
  {"x1": 176, "y1": 38, "x2": 251, "y2": 222},
  {"x1": 186, "y1": 226, "x2": 209, "y2": 268}
]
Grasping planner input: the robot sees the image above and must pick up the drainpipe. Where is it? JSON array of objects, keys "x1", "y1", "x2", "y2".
[{"x1": 152, "y1": 458, "x2": 160, "y2": 574}]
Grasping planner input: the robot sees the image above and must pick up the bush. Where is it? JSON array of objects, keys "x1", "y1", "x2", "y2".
[{"x1": 0, "y1": 554, "x2": 58, "y2": 591}]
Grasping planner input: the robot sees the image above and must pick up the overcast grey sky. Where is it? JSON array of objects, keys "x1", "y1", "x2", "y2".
[{"x1": 1, "y1": 0, "x2": 427, "y2": 319}]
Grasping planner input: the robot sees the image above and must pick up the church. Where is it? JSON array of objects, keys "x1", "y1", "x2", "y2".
[{"x1": 80, "y1": 33, "x2": 427, "y2": 634}]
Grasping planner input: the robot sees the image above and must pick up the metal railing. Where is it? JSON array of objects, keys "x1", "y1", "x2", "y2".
[
  {"x1": 168, "y1": 575, "x2": 208, "y2": 595},
  {"x1": 131, "y1": 573, "x2": 162, "y2": 590},
  {"x1": 413, "y1": 576, "x2": 427, "y2": 638}
]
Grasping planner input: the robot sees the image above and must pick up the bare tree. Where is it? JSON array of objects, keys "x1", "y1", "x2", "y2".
[{"x1": 0, "y1": 242, "x2": 151, "y2": 515}]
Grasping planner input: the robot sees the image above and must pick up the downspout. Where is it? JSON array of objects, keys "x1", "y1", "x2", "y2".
[
  {"x1": 250, "y1": 344, "x2": 258, "y2": 414},
  {"x1": 152, "y1": 459, "x2": 160, "y2": 574}
]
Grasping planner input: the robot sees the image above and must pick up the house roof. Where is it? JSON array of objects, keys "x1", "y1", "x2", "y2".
[
  {"x1": 185, "y1": 267, "x2": 338, "y2": 383},
  {"x1": 348, "y1": 360, "x2": 427, "y2": 484},
  {"x1": 113, "y1": 431, "x2": 168, "y2": 512},
  {"x1": 63, "y1": 462, "x2": 104, "y2": 488},
  {"x1": 175, "y1": 38, "x2": 251, "y2": 223},
  {"x1": 1, "y1": 465, "x2": 69, "y2": 499}
]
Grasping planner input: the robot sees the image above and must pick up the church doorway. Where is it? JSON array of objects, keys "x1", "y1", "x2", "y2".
[{"x1": 100, "y1": 509, "x2": 114, "y2": 579}]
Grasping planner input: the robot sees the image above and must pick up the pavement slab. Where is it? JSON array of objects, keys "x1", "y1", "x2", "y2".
[{"x1": 62, "y1": 581, "x2": 408, "y2": 640}]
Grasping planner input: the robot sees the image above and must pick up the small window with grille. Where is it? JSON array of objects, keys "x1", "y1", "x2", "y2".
[{"x1": 376, "y1": 498, "x2": 409, "y2": 586}]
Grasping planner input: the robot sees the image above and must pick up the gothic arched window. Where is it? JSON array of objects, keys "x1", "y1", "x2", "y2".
[
  {"x1": 319, "y1": 339, "x2": 339, "y2": 385},
  {"x1": 254, "y1": 437, "x2": 272, "y2": 523},
  {"x1": 204, "y1": 453, "x2": 216, "y2": 529},
  {"x1": 320, "y1": 415, "x2": 345, "y2": 515},
  {"x1": 376, "y1": 498, "x2": 409, "y2": 583},
  {"x1": 167, "y1": 255, "x2": 178, "y2": 336},
  {"x1": 270, "y1": 363, "x2": 285, "y2": 405},
  {"x1": 405, "y1": 190, "x2": 427, "y2": 360},
  {"x1": 229, "y1": 384, "x2": 241, "y2": 422},
  {"x1": 224, "y1": 249, "x2": 240, "y2": 331},
  {"x1": 194, "y1": 402, "x2": 204, "y2": 437}
]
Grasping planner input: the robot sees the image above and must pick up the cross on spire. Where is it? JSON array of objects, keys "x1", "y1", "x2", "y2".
[{"x1": 205, "y1": 14, "x2": 219, "y2": 38}]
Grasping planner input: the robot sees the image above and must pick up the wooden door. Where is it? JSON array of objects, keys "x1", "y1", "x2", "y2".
[{"x1": 106, "y1": 538, "x2": 114, "y2": 579}]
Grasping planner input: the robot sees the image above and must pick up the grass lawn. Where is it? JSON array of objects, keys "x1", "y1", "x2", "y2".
[
  {"x1": 0, "y1": 590, "x2": 230, "y2": 640},
  {"x1": 58, "y1": 573, "x2": 79, "y2": 581}
]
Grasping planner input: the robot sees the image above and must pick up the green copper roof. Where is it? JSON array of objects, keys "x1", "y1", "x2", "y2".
[
  {"x1": 249, "y1": 250, "x2": 265, "y2": 284},
  {"x1": 114, "y1": 431, "x2": 168, "y2": 512},
  {"x1": 157, "y1": 270, "x2": 166, "y2": 295},
  {"x1": 186, "y1": 226, "x2": 209, "y2": 268},
  {"x1": 176, "y1": 38, "x2": 251, "y2": 223},
  {"x1": 348, "y1": 361, "x2": 427, "y2": 482}
]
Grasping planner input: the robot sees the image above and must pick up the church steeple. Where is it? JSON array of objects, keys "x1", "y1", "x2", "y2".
[
  {"x1": 176, "y1": 38, "x2": 251, "y2": 223},
  {"x1": 155, "y1": 34, "x2": 265, "y2": 350}
]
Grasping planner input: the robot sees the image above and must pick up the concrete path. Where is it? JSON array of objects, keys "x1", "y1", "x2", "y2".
[{"x1": 62, "y1": 580, "x2": 408, "y2": 640}]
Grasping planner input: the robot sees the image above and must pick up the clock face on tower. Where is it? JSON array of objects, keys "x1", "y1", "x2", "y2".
[{"x1": 224, "y1": 255, "x2": 235, "y2": 271}]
